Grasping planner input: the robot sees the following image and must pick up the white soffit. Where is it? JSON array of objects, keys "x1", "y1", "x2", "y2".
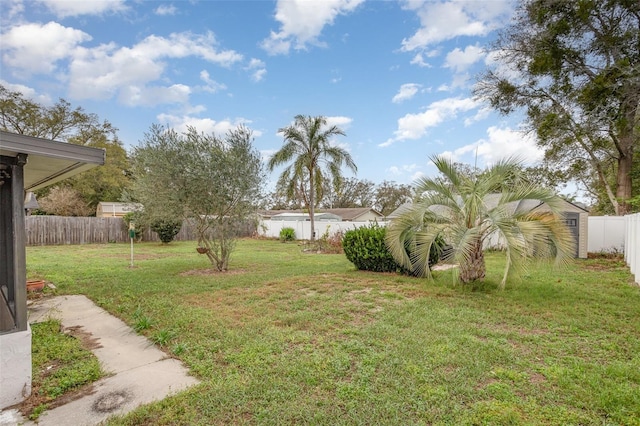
[{"x1": 0, "y1": 131, "x2": 106, "y2": 191}]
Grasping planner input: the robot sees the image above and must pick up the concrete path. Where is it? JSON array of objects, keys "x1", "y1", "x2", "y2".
[{"x1": 2, "y1": 295, "x2": 199, "y2": 426}]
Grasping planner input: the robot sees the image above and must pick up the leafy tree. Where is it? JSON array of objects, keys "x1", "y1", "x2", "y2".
[
  {"x1": 374, "y1": 181, "x2": 413, "y2": 216},
  {"x1": 385, "y1": 155, "x2": 574, "y2": 288},
  {"x1": 131, "y1": 124, "x2": 264, "y2": 271},
  {"x1": 0, "y1": 84, "x2": 131, "y2": 211},
  {"x1": 67, "y1": 133, "x2": 131, "y2": 210},
  {"x1": 320, "y1": 177, "x2": 375, "y2": 209},
  {"x1": 476, "y1": 0, "x2": 640, "y2": 215},
  {"x1": 264, "y1": 180, "x2": 306, "y2": 210},
  {"x1": 37, "y1": 186, "x2": 93, "y2": 217},
  {"x1": 267, "y1": 115, "x2": 357, "y2": 241}
]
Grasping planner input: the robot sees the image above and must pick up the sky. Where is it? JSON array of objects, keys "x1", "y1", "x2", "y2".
[{"x1": 0, "y1": 0, "x2": 545, "y2": 190}]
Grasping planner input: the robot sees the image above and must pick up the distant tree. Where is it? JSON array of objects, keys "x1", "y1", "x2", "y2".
[
  {"x1": 321, "y1": 177, "x2": 375, "y2": 209},
  {"x1": 475, "y1": 0, "x2": 640, "y2": 215},
  {"x1": 268, "y1": 115, "x2": 357, "y2": 241},
  {"x1": 37, "y1": 186, "x2": 93, "y2": 217},
  {"x1": 385, "y1": 156, "x2": 574, "y2": 287},
  {"x1": 131, "y1": 124, "x2": 264, "y2": 271},
  {"x1": 67, "y1": 133, "x2": 131, "y2": 210},
  {"x1": 264, "y1": 180, "x2": 306, "y2": 210},
  {"x1": 374, "y1": 181, "x2": 413, "y2": 216},
  {"x1": 0, "y1": 84, "x2": 131, "y2": 210}
]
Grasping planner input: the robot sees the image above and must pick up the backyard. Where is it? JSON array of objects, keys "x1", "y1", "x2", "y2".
[{"x1": 27, "y1": 239, "x2": 639, "y2": 425}]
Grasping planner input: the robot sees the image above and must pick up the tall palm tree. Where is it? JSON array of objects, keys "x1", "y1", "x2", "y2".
[
  {"x1": 385, "y1": 155, "x2": 574, "y2": 288},
  {"x1": 268, "y1": 115, "x2": 357, "y2": 241}
]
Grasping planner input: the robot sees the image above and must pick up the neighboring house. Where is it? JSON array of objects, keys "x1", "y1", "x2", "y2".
[
  {"x1": 258, "y1": 207, "x2": 384, "y2": 222},
  {"x1": 269, "y1": 212, "x2": 342, "y2": 222},
  {"x1": 96, "y1": 202, "x2": 143, "y2": 218},
  {"x1": 388, "y1": 196, "x2": 589, "y2": 259},
  {"x1": 0, "y1": 130, "x2": 105, "y2": 409}
]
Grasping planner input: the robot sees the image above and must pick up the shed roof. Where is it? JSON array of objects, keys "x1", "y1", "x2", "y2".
[
  {"x1": 387, "y1": 195, "x2": 588, "y2": 219},
  {"x1": 97, "y1": 202, "x2": 143, "y2": 215}
]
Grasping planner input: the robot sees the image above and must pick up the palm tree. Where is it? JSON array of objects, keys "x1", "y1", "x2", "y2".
[
  {"x1": 385, "y1": 155, "x2": 574, "y2": 288},
  {"x1": 268, "y1": 115, "x2": 357, "y2": 241}
]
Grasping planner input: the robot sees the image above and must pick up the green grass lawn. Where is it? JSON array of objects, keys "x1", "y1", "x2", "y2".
[{"x1": 27, "y1": 239, "x2": 640, "y2": 425}]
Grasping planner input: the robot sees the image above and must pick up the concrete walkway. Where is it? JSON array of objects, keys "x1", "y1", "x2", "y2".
[{"x1": 1, "y1": 295, "x2": 199, "y2": 426}]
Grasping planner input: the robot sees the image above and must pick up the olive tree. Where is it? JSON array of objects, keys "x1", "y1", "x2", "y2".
[{"x1": 131, "y1": 124, "x2": 264, "y2": 270}]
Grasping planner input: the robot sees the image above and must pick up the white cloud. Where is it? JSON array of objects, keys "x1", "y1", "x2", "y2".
[
  {"x1": 444, "y1": 44, "x2": 485, "y2": 73},
  {"x1": 157, "y1": 114, "x2": 261, "y2": 137},
  {"x1": 2, "y1": 0, "x2": 24, "y2": 21},
  {"x1": 388, "y1": 164, "x2": 418, "y2": 175},
  {"x1": 392, "y1": 83, "x2": 422, "y2": 103},
  {"x1": 261, "y1": 0, "x2": 364, "y2": 55},
  {"x1": 155, "y1": 4, "x2": 177, "y2": 16},
  {"x1": 245, "y1": 58, "x2": 267, "y2": 82},
  {"x1": 119, "y1": 84, "x2": 191, "y2": 107},
  {"x1": 410, "y1": 53, "x2": 431, "y2": 68},
  {"x1": 400, "y1": 0, "x2": 511, "y2": 52},
  {"x1": 326, "y1": 116, "x2": 353, "y2": 129},
  {"x1": 439, "y1": 126, "x2": 544, "y2": 166},
  {"x1": 199, "y1": 70, "x2": 227, "y2": 93},
  {"x1": 0, "y1": 79, "x2": 52, "y2": 105},
  {"x1": 36, "y1": 0, "x2": 127, "y2": 17},
  {"x1": 463, "y1": 106, "x2": 491, "y2": 126},
  {"x1": 261, "y1": 149, "x2": 277, "y2": 163},
  {"x1": 1, "y1": 21, "x2": 91, "y2": 75},
  {"x1": 67, "y1": 31, "x2": 242, "y2": 104},
  {"x1": 380, "y1": 97, "x2": 479, "y2": 147}
]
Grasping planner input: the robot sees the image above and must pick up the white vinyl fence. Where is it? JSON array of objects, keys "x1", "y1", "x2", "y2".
[
  {"x1": 259, "y1": 220, "x2": 384, "y2": 240},
  {"x1": 588, "y1": 216, "x2": 626, "y2": 253},
  {"x1": 625, "y1": 213, "x2": 640, "y2": 285}
]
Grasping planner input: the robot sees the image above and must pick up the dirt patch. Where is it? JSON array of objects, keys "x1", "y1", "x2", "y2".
[
  {"x1": 180, "y1": 268, "x2": 246, "y2": 277},
  {"x1": 18, "y1": 383, "x2": 98, "y2": 420},
  {"x1": 64, "y1": 325, "x2": 103, "y2": 350},
  {"x1": 431, "y1": 263, "x2": 458, "y2": 271},
  {"x1": 529, "y1": 372, "x2": 546, "y2": 384}
]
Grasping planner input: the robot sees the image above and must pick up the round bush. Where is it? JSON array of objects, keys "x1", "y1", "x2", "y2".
[
  {"x1": 279, "y1": 227, "x2": 295, "y2": 242},
  {"x1": 342, "y1": 223, "x2": 444, "y2": 274},
  {"x1": 342, "y1": 224, "x2": 399, "y2": 272},
  {"x1": 150, "y1": 218, "x2": 182, "y2": 244}
]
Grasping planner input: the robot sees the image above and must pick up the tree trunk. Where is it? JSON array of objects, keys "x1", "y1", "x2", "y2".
[
  {"x1": 459, "y1": 240, "x2": 486, "y2": 284},
  {"x1": 615, "y1": 102, "x2": 637, "y2": 215},
  {"x1": 308, "y1": 167, "x2": 316, "y2": 242},
  {"x1": 616, "y1": 151, "x2": 633, "y2": 216}
]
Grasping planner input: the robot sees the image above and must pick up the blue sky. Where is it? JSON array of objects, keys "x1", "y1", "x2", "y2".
[{"x1": 0, "y1": 0, "x2": 544, "y2": 189}]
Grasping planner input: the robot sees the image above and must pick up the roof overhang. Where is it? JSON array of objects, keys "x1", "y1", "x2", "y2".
[{"x1": 0, "y1": 131, "x2": 106, "y2": 191}]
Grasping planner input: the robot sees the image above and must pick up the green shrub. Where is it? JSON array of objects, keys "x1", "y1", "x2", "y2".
[
  {"x1": 123, "y1": 211, "x2": 144, "y2": 241},
  {"x1": 342, "y1": 224, "x2": 399, "y2": 272},
  {"x1": 342, "y1": 223, "x2": 444, "y2": 274},
  {"x1": 279, "y1": 227, "x2": 296, "y2": 242},
  {"x1": 150, "y1": 218, "x2": 182, "y2": 244}
]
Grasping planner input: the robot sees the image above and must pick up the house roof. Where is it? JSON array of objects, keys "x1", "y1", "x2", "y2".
[
  {"x1": 258, "y1": 207, "x2": 383, "y2": 221},
  {"x1": 387, "y1": 195, "x2": 588, "y2": 219},
  {"x1": 0, "y1": 131, "x2": 105, "y2": 191},
  {"x1": 270, "y1": 212, "x2": 342, "y2": 221},
  {"x1": 319, "y1": 207, "x2": 383, "y2": 221}
]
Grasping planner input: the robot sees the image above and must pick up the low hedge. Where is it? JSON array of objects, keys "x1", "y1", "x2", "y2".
[{"x1": 342, "y1": 223, "x2": 444, "y2": 274}]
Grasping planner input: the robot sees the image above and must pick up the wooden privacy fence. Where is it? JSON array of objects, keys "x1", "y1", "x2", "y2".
[{"x1": 25, "y1": 216, "x2": 256, "y2": 246}]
